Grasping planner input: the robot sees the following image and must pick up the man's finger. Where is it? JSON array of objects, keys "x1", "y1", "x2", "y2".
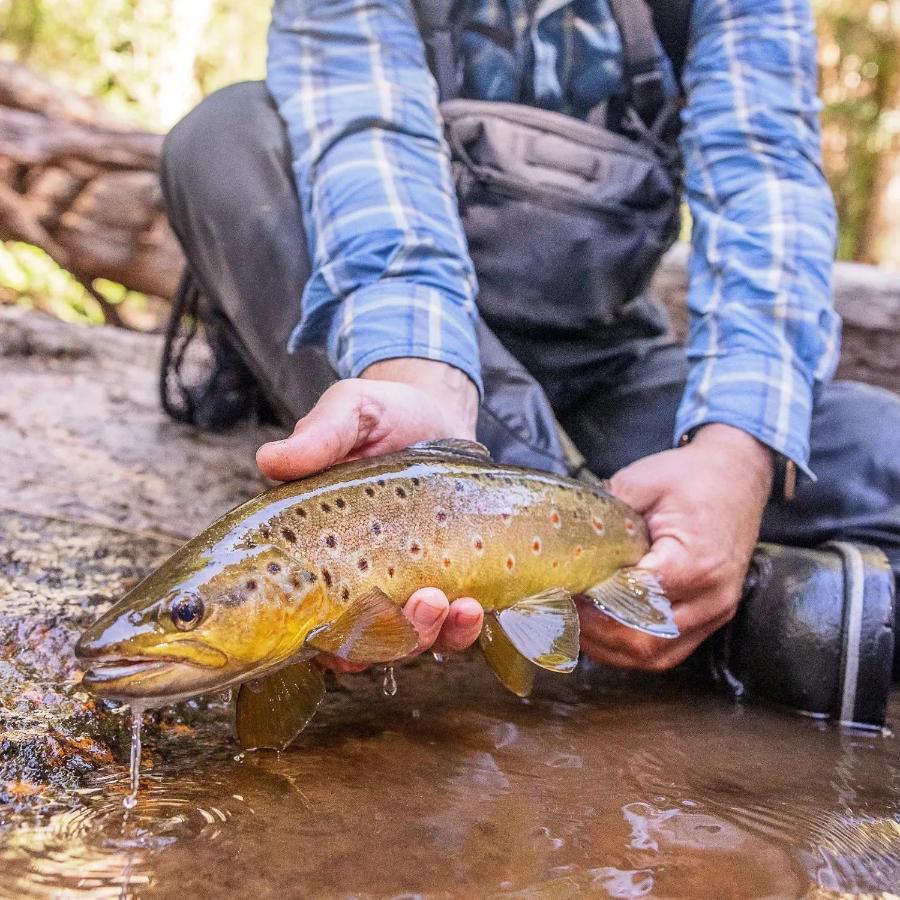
[
  {"x1": 432, "y1": 598, "x2": 483, "y2": 653},
  {"x1": 403, "y1": 588, "x2": 451, "y2": 656},
  {"x1": 256, "y1": 382, "x2": 368, "y2": 481}
]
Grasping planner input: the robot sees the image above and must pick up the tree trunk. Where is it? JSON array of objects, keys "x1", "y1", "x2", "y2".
[{"x1": 0, "y1": 60, "x2": 184, "y2": 303}]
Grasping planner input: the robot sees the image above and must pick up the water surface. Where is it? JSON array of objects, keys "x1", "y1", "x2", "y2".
[{"x1": 1, "y1": 659, "x2": 897, "y2": 899}]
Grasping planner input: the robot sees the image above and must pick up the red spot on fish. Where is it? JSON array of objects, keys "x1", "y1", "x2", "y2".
[
  {"x1": 408, "y1": 541, "x2": 422, "y2": 557},
  {"x1": 549, "y1": 510, "x2": 561, "y2": 528},
  {"x1": 473, "y1": 536, "x2": 484, "y2": 553},
  {"x1": 591, "y1": 516, "x2": 605, "y2": 535},
  {"x1": 442, "y1": 557, "x2": 451, "y2": 568},
  {"x1": 387, "y1": 566, "x2": 395, "y2": 578},
  {"x1": 500, "y1": 513, "x2": 511, "y2": 524},
  {"x1": 505, "y1": 555, "x2": 515, "y2": 571},
  {"x1": 625, "y1": 519, "x2": 636, "y2": 535},
  {"x1": 574, "y1": 545, "x2": 583, "y2": 558},
  {"x1": 532, "y1": 537, "x2": 542, "y2": 554},
  {"x1": 435, "y1": 510, "x2": 448, "y2": 524}
]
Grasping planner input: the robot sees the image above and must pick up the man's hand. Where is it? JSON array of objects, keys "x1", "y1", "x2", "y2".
[
  {"x1": 579, "y1": 424, "x2": 774, "y2": 671},
  {"x1": 256, "y1": 359, "x2": 484, "y2": 671}
]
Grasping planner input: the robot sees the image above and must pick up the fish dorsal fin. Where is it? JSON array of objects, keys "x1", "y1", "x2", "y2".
[
  {"x1": 305, "y1": 587, "x2": 418, "y2": 664},
  {"x1": 235, "y1": 661, "x2": 325, "y2": 751},
  {"x1": 585, "y1": 567, "x2": 679, "y2": 638},
  {"x1": 496, "y1": 588, "x2": 580, "y2": 673},
  {"x1": 408, "y1": 438, "x2": 492, "y2": 460},
  {"x1": 479, "y1": 616, "x2": 536, "y2": 698}
]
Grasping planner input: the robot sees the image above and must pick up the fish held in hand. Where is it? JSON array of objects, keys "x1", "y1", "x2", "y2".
[{"x1": 76, "y1": 439, "x2": 676, "y2": 749}]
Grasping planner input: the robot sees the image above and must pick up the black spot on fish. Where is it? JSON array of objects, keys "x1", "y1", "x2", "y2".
[
  {"x1": 304, "y1": 570, "x2": 318, "y2": 584},
  {"x1": 321, "y1": 502, "x2": 331, "y2": 513},
  {"x1": 322, "y1": 568, "x2": 333, "y2": 587},
  {"x1": 325, "y1": 534, "x2": 337, "y2": 549},
  {"x1": 377, "y1": 479, "x2": 386, "y2": 487},
  {"x1": 281, "y1": 528, "x2": 297, "y2": 544},
  {"x1": 335, "y1": 498, "x2": 346, "y2": 509},
  {"x1": 267, "y1": 562, "x2": 281, "y2": 575},
  {"x1": 435, "y1": 511, "x2": 447, "y2": 523},
  {"x1": 297, "y1": 507, "x2": 307, "y2": 518},
  {"x1": 371, "y1": 521, "x2": 382, "y2": 536},
  {"x1": 411, "y1": 477, "x2": 420, "y2": 487},
  {"x1": 365, "y1": 486, "x2": 375, "y2": 497},
  {"x1": 455, "y1": 480, "x2": 465, "y2": 493},
  {"x1": 396, "y1": 487, "x2": 407, "y2": 499},
  {"x1": 341, "y1": 586, "x2": 351, "y2": 601},
  {"x1": 387, "y1": 566, "x2": 395, "y2": 578},
  {"x1": 357, "y1": 557, "x2": 369, "y2": 571},
  {"x1": 245, "y1": 579, "x2": 258, "y2": 591},
  {"x1": 260, "y1": 524, "x2": 272, "y2": 539},
  {"x1": 408, "y1": 541, "x2": 422, "y2": 556}
]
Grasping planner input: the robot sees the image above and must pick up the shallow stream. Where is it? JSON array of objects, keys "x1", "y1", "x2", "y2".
[{"x1": 1, "y1": 659, "x2": 898, "y2": 899}]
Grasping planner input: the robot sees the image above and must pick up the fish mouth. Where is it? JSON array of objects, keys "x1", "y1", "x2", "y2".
[
  {"x1": 80, "y1": 653, "x2": 220, "y2": 700},
  {"x1": 82, "y1": 657, "x2": 173, "y2": 683}
]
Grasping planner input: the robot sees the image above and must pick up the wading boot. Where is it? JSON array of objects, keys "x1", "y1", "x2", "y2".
[{"x1": 708, "y1": 542, "x2": 896, "y2": 730}]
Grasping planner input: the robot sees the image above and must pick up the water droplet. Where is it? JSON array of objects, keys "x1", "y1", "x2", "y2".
[
  {"x1": 411, "y1": 709, "x2": 421, "y2": 720},
  {"x1": 432, "y1": 652, "x2": 445, "y2": 663},
  {"x1": 382, "y1": 665, "x2": 398, "y2": 697},
  {"x1": 123, "y1": 704, "x2": 144, "y2": 811},
  {"x1": 233, "y1": 752, "x2": 246, "y2": 763}
]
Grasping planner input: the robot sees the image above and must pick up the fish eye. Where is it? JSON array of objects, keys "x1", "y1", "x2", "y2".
[{"x1": 171, "y1": 595, "x2": 205, "y2": 631}]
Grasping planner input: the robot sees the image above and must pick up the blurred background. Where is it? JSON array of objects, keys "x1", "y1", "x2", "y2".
[{"x1": 0, "y1": 0, "x2": 897, "y2": 330}]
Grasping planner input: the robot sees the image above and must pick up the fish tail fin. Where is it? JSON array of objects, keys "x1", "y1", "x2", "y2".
[
  {"x1": 584, "y1": 567, "x2": 678, "y2": 638},
  {"x1": 479, "y1": 587, "x2": 581, "y2": 697}
]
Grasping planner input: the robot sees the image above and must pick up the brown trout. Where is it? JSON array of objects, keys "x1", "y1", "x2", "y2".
[{"x1": 76, "y1": 440, "x2": 676, "y2": 749}]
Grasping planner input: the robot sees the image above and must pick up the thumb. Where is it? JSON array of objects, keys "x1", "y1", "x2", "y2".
[
  {"x1": 609, "y1": 462, "x2": 664, "y2": 514},
  {"x1": 256, "y1": 382, "x2": 367, "y2": 481}
]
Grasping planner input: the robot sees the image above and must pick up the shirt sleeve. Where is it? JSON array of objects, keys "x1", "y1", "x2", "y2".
[
  {"x1": 266, "y1": 0, "x2": 482, "y2": 395},
  {"x1": 676, "y1": 0, "x2": 840, "y2": 476}
]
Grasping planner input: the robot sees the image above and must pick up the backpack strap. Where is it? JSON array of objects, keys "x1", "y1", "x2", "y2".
[
  {"x1": 645, "y1": 0, "x2": 695, "y2": 83},
  {"x1": 605, "y1": 0, "x2": 668, "y2": 127},
  {"x1": 412, "y1": 0, "x2": 468, "y2": 101}
]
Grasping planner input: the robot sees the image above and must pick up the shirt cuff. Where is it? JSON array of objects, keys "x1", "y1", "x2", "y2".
[
  {"x1": 322, "y1": 281, "x2": 484, "y2": 398},
  {"x1": 674, "y1": 351, "x2": 817, "y2": 480}
]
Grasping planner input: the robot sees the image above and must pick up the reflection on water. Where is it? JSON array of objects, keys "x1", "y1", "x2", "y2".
[{"x1": 1, "y1": 658, "x2": 898, "y2": 899}]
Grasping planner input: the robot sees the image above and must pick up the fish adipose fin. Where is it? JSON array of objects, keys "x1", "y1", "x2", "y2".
[
  {"x1": 236, "y1": 661, "x2": 325, "y2": 751},
  {"x1": 496, "y1": 588, "x2": 580, "y2": 673},
  {"x1": 305, "y1": 587, "x2": 418, "y2": 664},
  {"x1": 408, "y1": 438, "x2": 492, "y2": 460},
  {"x1": 480, "y1": 616, "x2": 536, "y2": 698},
  {"x1": 585, "y1": 568, "x2": 678, "y2": 638}
]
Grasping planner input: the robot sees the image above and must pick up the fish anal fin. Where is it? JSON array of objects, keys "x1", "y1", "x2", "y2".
[
  {"x1": 235, "y1": 661, "x2": 325, "y2": 751},
  {"x1": 585, "y1": 567, "x2": 678, "y2": 638},
  {"x1": 495, "y1": 588, "x2": 580, "y2": 673},
  {"x1": 305, "y1": 587, "x2": 418, "y2": 664},
  {"x1": 408, "y1": 438, "x2": 492, "y2": 460},
  {"x1": 479, "y1": 615, "x2": 536, "y2": 697}
]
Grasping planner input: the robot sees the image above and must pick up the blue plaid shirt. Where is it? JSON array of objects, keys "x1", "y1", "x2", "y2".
[{"x1": 267, "y1": 0, "x2": 839, "y2": 473}]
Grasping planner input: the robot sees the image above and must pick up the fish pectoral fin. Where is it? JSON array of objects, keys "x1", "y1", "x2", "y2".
[
  {"x1": 305, "y1": 587, "x2": 418, "y2": 664},
  {"x1": 235, "y1": 661, "x2": 325, "y2": 751},
  {"x1": 479, "y1": 615, "x2": 536, "y2": 698},
  {"x1": 408, "y1": 438, "x2": 492, "y2": 460},
  {"x1": 495, "y1": 588, "x2": 580, "y2": 673},
  {"x1": 585, "y1": 567, "x2": 679, "y2": 638}
]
